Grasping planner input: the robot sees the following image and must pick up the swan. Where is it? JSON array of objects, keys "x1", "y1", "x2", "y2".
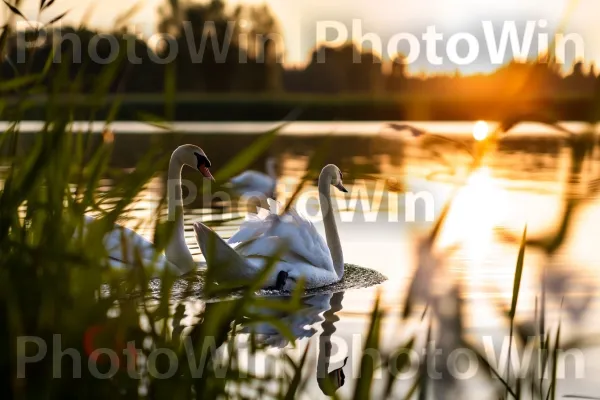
[
  {"x1": 86, "y1": 144, "x2": 214, "y2": 275},
  {"x1": 226, "y1": 157, "x2": 277, "y2": 199},
  {"x1": 193, "y1": 164, "x2": 348, "y2": 290}
]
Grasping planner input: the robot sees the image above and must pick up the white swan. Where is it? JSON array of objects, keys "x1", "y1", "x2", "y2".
[
  {"x1": 227, "y1": 157, "x2": 277, "y2": 199},
  {"x1": 193, "y1": 164, "x2": 348, "y2": 290},
  {"x1": 86, "y1": 144, "x2": 214, "y2": 275}
]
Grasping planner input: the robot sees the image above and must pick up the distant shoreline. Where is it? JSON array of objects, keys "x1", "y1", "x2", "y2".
[
  {"x1": 1, "y1": 93, "x2": 598, "y2": 122},
  {"x1": 0, "y1": 120, "x2": 595, "y2": 136},
  {"x1": 1, "y1": 120, "x2": 588, "y2": 170}
]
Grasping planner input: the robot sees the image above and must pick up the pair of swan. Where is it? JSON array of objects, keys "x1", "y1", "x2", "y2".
[{"x1": 92, "y1": 145, "x2": 348, "y2": 290}]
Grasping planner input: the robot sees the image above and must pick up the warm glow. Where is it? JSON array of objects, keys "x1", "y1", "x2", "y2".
[
  {"x1": 472, "y1": 121, "x2": 490, "y2": 141},
  {"x1": 439, "y1": 167, "x2": 508, "y2": 261}
]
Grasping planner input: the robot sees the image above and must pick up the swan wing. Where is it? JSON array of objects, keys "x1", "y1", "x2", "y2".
[
  {"x1": 233, "y1": 234, "x2": 311, "y2": 266},
  {"x1": 84, "y1": 215, "x2": 155, "y2": 262},
  {"x1": 227, "y1": 212, "x2": 275, "y2": 244},
  {"x1": 226, "y1": 200, "x2": 281, "y2": 244},
  {"x1": 194, "y1": 221, "x2": 278, "y2": 285},
  {"x1": 268, "y1": 199, "x2": 333, "y2": 271},
  {"x1": 83, "y1": 215, "x2": 176, "y2": 273},
  {"x1": 270, "y1": 212, "x2": 334, "y2": 271},
  {"x1": 234, "y1": 235, "x2": 338, "y2": 289},
  {"x1": 229, "y1": 200, "x2": 334, "y2": 272},
  {"x1": 107, "y1": 225, "x2": 156, "y2": 263}
]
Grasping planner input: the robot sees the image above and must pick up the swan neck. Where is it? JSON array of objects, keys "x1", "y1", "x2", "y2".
[
  {"x1": 318, "y1": 174, "x2": 344, "y2": 278},
  {"x1": 165, "y1": 156, "x2": 194, "y2": 273},
  {"x1": 317, "y1": 293, "x2": 345, "y2": 388},
  {"x1": 167, "y1": 157, "x2": 185, "y2": 222}
]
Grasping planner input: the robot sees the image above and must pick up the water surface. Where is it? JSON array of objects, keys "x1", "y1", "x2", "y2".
[{"x1": 8, "y1": 121, "x2": 600, "y2": 398}]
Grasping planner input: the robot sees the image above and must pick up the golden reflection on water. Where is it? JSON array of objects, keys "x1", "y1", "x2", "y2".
[{"x1": 438, "y1": 166, "x2": 509, "y2": 261}]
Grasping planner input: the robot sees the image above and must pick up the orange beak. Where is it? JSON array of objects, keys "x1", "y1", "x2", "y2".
[{"x1": 199, "y1": 165, "x2": 215, "y2": 182}]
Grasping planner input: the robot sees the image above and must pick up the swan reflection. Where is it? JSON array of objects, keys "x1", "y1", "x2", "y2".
[
  {"x1": 196, "y1": 291, "x2": 348, "y2": 395},
  {"x1": 243, "y1": 292, "x2": 348, "y2": 395}
]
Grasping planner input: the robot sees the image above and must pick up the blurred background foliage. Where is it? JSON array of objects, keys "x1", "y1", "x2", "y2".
[{"x1": 1, "y1": 0, "x2": 600, "y2": 121}]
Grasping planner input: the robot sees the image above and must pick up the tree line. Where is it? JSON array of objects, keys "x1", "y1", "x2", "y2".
[{"x1": 1, "y1": 0, "x2": 598, "y2": 101}]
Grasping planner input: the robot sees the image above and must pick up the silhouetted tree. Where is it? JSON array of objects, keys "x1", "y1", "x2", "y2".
[
  {"x1": 158, "y1": 0, "x2": 283, "y2": 93},
  {"x1": 387, "y1": 55, "x2": 407, "y2": 93},
  {"x1": 1, "y1": 27, "x2": 165, "y2": 93}
]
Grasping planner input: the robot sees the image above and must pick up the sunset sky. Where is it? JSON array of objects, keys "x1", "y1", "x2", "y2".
[{"x1": 7, "y1": 0, "x2": 600, "y2": 74}]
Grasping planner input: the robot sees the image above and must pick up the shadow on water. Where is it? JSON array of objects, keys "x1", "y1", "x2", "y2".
[{"x1": 152, "y1": 264, "x2": 387, "y2": 302}]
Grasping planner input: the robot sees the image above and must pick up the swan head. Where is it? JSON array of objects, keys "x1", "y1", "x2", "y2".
[
  {"x1": 321, "y1": 164, "x2": 348, "y2": 193},
  {"x1": 174, "y1": 144, "x2": 214, "y2": 181},
  {"x1": 317, "y1": 357, "x2": 348, "y2": 395}
]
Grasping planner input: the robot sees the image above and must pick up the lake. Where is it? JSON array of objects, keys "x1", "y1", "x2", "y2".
[{"x1": 6, "y1": 120, "x2": 600, "y2": 399}]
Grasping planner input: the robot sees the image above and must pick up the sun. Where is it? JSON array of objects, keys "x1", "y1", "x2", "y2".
[{"x1": 472, "y1": 121, "x2": 490, "y2": 141}]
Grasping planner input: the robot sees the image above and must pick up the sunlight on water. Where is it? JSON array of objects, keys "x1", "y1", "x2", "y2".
[{"x1": 439, "y1": 166, "x2": 509, "y2": 261}]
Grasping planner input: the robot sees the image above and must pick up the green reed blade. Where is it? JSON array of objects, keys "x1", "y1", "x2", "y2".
[
  {"x1": 353, "y1": 293, "x2": 382, "y2": 400},
  {"x1": 510, "y1": 225, "x2": 528, "y2": 321},
  {"x1": 284, "y1": 344, "x2": 311, "y2": 400}
]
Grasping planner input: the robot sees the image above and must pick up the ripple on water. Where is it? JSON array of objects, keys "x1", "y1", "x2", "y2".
[{"x1": 148, "y1": 264, "x2": 387, "y2": 303}]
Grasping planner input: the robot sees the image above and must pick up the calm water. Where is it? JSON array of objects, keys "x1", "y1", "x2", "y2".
[{"x1": 9, "y1": 121, "x2": 600, "y2": 398}]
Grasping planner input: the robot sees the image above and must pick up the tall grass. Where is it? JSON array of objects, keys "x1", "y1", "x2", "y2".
[{"x1": 0, "y1": 3, "x2": 311, "y2": 398}]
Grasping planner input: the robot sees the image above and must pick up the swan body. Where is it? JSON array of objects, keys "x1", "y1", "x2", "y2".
[
  {"x1": 194, "y1": 164, "x2": 348, "y2": 290},
  {"x1": 227, "y1": 157, "x2": 277, "y2": 199},
  {"x1": 83, "y1": 214, "x2": 171, "y2": 270},
  {"x1": 85, "y1": 144, "x2": 214, "y2": 275}
]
